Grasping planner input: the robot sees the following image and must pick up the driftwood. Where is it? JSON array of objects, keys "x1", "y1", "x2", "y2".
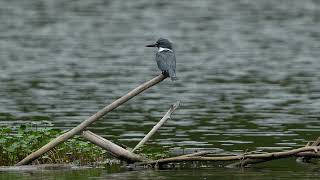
[
  {"x1": 82, "y1": 101, "x2": 179, "y2": 162},
  {"x1": 16, "y1": 74, "x2": 167, "y2": 166},
  {"x1": 227, "y1": 150, "x2": 320, "y2": 168},
  {"x1": 132, "y1": 101, "x2": 180, "y2": 152},
  {"x1": 136, "y1": 146, "x2": 320, "y2": 167},
  {"x1": 227, "y1": 143, "x2": 320, "y2": 168},
  {"x1": 82, "y1": 131, "x2": 145, "y2": 163},
  {"x1": 297, "y1": 136, "x2": 320, "y2": 163}
]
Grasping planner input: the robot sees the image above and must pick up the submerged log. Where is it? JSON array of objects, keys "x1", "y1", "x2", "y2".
[{"x1": 16, "y1": 74, "x2": 167, "y2": 166}]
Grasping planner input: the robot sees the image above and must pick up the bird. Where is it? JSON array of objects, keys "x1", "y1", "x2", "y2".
[{"x1": 146, "y1": 38, "x2": 177, "y2": 81}]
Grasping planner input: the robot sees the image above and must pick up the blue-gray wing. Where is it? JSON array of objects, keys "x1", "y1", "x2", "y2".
[{"x1": 155, "y1": 51, "x2": 176, "y2": 78}]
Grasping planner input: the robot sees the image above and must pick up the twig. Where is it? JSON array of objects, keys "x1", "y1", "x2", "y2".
[
  {"x1": 297, "y1": 136, "x2": 320, "y2": 162},
  {"x1": 16, "y1": 74, "x2": 167, "y2": 166},
  {"x1": 312, "y1": 137, "x2": 320, "y2": 146},
  {"x1": 132, "y1": 101, "x2": 180, "y2": 152},
  {"x1": 82, "y1": 131, "x2": 145, "y2": 163}
]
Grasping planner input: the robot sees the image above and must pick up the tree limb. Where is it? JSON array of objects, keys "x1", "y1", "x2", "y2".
[
  {"x1": 82, "y1": 131, "x2": 145, "y2": 163},
  {"x1": 297, "y1": 136, "x2": 320, "y2": 163},
  {"x1": 132, "y1": 101, "x2": 180, "y2": 152}
]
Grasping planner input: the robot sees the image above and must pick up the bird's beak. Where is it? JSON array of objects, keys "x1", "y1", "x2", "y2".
[{"x1": 145, "y1": 43, "x2": 156, "y2": 47}]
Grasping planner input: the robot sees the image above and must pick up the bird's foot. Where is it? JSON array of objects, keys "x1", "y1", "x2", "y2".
[{"x1": 162, "y1": 71, "x2": 169, "y2": 77}]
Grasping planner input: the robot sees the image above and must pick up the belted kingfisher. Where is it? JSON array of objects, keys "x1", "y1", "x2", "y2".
[{"x1": 146, "y1": 38, "x2": 177, "y2": 81}]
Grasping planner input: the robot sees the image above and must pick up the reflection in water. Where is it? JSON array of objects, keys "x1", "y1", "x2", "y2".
[
  {"x1": 1, "y1": 165, "x2": 320, "y2": 180},
  {"x1": 0, "y1": 0, "x2": 320, "y2": 179}
]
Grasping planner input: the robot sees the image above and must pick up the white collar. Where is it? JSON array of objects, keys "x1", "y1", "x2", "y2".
[{"x1": 158, "y1": 47, "x2": 173, "y2": 52}]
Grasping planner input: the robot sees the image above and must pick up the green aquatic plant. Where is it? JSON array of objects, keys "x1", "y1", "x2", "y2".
[
  {"x1": 0, "y1": 124, "x2": 170, "y2": 166},
  {"x1": 0, "y1": 124, "x2": 108, "y2": 166},
  {"x1": 134, "y1": 145, "x2": 169, "y2": 160}
]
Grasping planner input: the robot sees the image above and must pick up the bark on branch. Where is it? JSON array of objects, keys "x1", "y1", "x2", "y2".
[{"x1": 82, "y1": 131, "x2": 145, "y2": 163}]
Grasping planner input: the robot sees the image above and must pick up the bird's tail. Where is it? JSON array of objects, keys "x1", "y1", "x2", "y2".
[{"x1": 169, "y1": 70, "x2": 178, "y2": 81}]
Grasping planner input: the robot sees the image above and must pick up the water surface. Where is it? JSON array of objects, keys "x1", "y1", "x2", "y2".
[{"x1": 0, "y1": 0, "x2": 320, "y2": 179}]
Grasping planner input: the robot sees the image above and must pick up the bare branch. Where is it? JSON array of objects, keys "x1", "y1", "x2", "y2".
[
  {"x1": 82, "y1": 131, "x2": 145, "y2": 163},
  {"x1": 297, "y1": 136, "x2": 320, "y2": 163},
  {"x1": 132, "y1": 101, "x2": 180, "y2": 152}
]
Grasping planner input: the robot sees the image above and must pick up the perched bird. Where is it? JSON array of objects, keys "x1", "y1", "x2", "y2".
[{"x1": 146, "y1": 38, "x2": 177, "y2": 81}]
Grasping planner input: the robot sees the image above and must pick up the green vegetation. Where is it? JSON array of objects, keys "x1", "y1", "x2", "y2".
[
  {"x1": 0, "y1": 124, "x2": 108, "y2": 166},
  {"x1": 135, "y1": 146, "x2": 169, "y2": 160},
  {"x1": 0, "y1": 124, "x2": 169, "y2": 166}
]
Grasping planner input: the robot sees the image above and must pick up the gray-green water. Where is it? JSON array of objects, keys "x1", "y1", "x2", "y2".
[{"x1": 1, "y1": 0, "x2": 320, "y2": 179}]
